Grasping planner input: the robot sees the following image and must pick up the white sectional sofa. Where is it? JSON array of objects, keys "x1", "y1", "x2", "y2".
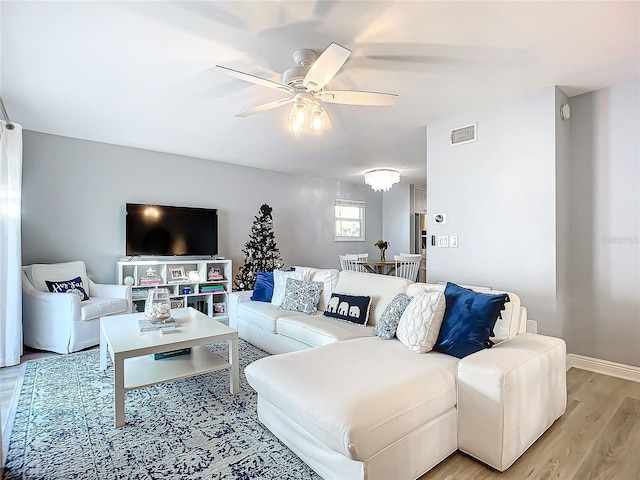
[{"x1": 230, "y1": 268, "x2": 567, "y2": 479}]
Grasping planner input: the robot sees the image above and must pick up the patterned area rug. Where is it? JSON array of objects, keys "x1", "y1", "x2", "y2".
[{"x1": 3, "y1": 340, "x2": 319, "y2": 480}]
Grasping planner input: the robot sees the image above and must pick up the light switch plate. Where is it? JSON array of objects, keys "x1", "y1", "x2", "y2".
[
  {"x1": 450, "y1": 235, "x2": 458, "y2": 248},
  {"x1": 437, "y1": 236, "x2": 449, "y2": 248}
]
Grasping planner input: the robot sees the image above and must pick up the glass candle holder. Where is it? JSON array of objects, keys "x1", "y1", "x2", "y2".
[{"x1": 145, "y1": 288, "x2": 171, "y2": 323}]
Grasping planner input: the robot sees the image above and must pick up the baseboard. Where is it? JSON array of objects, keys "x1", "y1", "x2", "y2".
[{"x1": 566, "y1": 353, "x2": 640, "y2": 383}]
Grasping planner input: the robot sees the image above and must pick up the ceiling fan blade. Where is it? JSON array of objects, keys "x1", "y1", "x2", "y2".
[
  {"x1": 316, "y1": 90, "x2": 398, "y2": 106},
  {"x1": 303, "y1": 43, "x2": 351, "y2": 91},
  {"x1": 236, "y1": 98, "x2": 294, "y2": 117},
  {"x1": 214, "y1": 65, "x2": 294, "y2": 95}
]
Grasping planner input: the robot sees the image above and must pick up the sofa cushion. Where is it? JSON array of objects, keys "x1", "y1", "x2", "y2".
[
  {"x1": 396, "y1": 291, "x2": 446, "y2": 353},
  {"x1": 279, "y1": 278, "x2": 324, "y2": 315},
  {"x1": 80, "y1": 297, "x2": 129, "y2": 321},
  {"x1": 45, "y1": 276, "x2": 89, "y2": 301},
  {"x1": 434, "y1": 282, "x2": 510, "y2": 358},
  {"x1": 408, "y1": 282, "x2": 523, "y2": 342},
  {"x1": 333, "y1": 271, "x2": 412, "y2": 326},
  {"x1": 323, "y1": 293, "x2": 371, "y2": 325},
  {"x1": 373, "y1": 294, "x2": 412, "y2": 340},
  {"x1": 251, "y1": 271, "x2": 274, "y2": 302},
  {"x1": 237, "y1": 301, "x2": 301, "y2": 333},
  {"x1": 276, "y1": 315, "x2": 375, "y2": 347},
  {"x1": 293, "y1": 267, "x2": 340, "y2": 312},
  {"x1": 271, "y1": 269, "x2": 307, "y2": 306},
  {"x1": 27, "y1": 261, "x2": 91, "y2": 295},
  {"x1": 244, "y1": 336, "x2": 458, "y2": 461}
]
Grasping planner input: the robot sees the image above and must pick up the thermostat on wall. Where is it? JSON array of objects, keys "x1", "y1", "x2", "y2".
[{"x1": 434, "y1": 213, "x2": 446, "y2": 224}]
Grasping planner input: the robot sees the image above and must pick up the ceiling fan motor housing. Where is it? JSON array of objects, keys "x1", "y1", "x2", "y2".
[{"x1": 282, "y1": 48, "x2": 317, "y2": 87}]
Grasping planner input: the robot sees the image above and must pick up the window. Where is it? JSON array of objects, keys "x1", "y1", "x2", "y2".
[{"x1": 335, "y1": 199, "x2": 365, "y2": 242}]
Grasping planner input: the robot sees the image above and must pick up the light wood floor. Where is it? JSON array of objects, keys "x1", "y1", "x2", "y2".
[
  {"x1": 2, "y1": 355, "x2": 639, "y2": 479},
  {"x1": 420, "y1": 368, "x2": 640, "y2": 480}
]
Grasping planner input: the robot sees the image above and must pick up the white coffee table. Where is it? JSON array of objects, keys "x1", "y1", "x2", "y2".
[{"x1": 100, "y1": 307, "x2": 239, "y2": 428}]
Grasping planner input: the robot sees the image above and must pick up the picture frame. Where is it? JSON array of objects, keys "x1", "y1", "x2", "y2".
[
  {"x1": 169, "y1": 267, "x2": 187, "y2": 282},
  {"x1": 214, "y1": 303, "x2": 226, "y2": 315}
]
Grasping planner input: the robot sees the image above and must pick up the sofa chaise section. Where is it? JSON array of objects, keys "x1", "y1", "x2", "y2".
[{"x1": 243, "y1": 276, "x2": 567, "y2": 479}]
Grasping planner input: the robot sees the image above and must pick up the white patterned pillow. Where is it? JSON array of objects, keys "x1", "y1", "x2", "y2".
[
  {"x1": 374, "y1": 294, "x2": 412, "y2": 340},
  {"x1": 278, "y1": 278, "x2": 324, "y2": 315},
  {"x1": 396, "y1": 291, "x2": 446, "y2": 353},
  {"x1": 271, "y1": 269, "x2": 307, "y2": 306}
]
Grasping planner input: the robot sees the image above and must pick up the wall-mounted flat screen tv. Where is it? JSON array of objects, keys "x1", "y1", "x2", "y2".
[{"x1": 126, "y1": 203, "x2": 218, "y2": 256}]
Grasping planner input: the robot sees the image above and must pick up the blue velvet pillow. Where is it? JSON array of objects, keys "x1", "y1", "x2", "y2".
[
  {"x1": 323, "y1": 293, "x2": 372, "y2": 325},
  {"x1": 434, "y1": 282, "x2": 509, "y2": 358},
  {"x1": 251, "y1": 271, "x2": 274, "y2": 302},
  {"x1": 45, "y1": 276, "x2": 89, "y2": 301}
]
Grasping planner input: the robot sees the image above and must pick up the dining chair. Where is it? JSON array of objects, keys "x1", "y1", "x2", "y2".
[
  {"x1": 393, "y1": 254, "x2": 422, "y2": 282},
  {"x1": 339, "y1": 254, "x2": 361, "y2": 272},
  {"x1": 353, "y1": 253, "x2": 368, "y2": 273}
]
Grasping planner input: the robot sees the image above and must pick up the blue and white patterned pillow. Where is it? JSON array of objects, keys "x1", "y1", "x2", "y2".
[
  {"x1": 278, "y1": 278, "x2": 324, "y2": 315},
  {"x1": 374, "y1": 294, "x2": 412, "y2": 339},
  {"x1": 45, "y1": 276, "x2": 89, "y2": 301}
]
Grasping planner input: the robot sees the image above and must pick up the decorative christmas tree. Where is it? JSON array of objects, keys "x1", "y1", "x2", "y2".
[{"x1": 234, "y1": 204, "x2": 284, "y2": 290}]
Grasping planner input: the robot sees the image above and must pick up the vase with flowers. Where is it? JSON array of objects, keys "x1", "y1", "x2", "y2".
[{"x1": 374, "y1": 239, "x2": 390, "y2": 261}]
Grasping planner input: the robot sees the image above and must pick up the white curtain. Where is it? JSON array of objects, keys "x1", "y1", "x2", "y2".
[{"x1": 0, "y1": 121, "x2": 23, "y2": 367}]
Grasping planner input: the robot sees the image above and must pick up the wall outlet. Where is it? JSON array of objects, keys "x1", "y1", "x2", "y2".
[
  {"x1": 450, "y1": 235, "x2": 458, "y2": 248},
  {"x1": 437, "y1": 236, "x2": 449, "y2": 248}
]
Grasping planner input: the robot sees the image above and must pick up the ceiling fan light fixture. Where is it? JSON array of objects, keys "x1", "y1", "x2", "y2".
[
  {"x1": 364, "y1": 168, "x2": 400, "y2": 192},
  {"x1": 310, "y1": 106, "x2": 325, "y2": 131},
  {"x1": 288, "y1": 100, "x2": 307, "y2": 133}
]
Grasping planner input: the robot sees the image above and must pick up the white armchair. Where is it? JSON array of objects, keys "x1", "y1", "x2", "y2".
[{"x1": 22, "y1": 261, "x2": 131, "y2": 354}]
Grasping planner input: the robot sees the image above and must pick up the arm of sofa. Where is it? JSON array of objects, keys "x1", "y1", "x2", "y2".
[
  {"x1": 22, "y1": 274, "x2": 81, "y2": 354},
  {"x1": 456, "y1": 333, "x2": 567, "y2": 471},
  {"x1": 89, "y1": 280, "x2": 132, "y2": 312},
  {"x1": 228, "y1": 290, "x2": 253, "y2": 329}
]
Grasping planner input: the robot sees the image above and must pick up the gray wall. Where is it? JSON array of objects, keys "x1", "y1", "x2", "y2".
[
  {"x1": 21, "y1": 132, "x2": 383, "y2": 283},
  {"x1": 566, "y1": 80, "x2": 640, "y2": 366},
  {"x1": 382, "y1": 183, "x2": 412, "y2": 258},
  {"x1": 426, "y1": 87, "x2": 560, "y2": 334}
]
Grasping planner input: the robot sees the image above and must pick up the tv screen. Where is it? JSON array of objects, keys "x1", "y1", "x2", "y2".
[{"x1": 126, "y1": 203, "x2": 218, "y2": 256}]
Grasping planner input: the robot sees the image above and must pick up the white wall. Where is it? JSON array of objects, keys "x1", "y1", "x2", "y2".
[
  {"x1": 426, "y1": 87, "x2": 560, "y2": 335},
  {"x1": 21, "y1": 132, "x2": 383, "y2": 283},
  {"x1": 566, "y1": 80, "x2": 640, "y2": 367},
  {"x1": 426, "y1": 81, "x2": 640, "y2": 367}
]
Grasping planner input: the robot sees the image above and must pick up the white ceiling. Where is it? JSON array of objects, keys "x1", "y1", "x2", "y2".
[{"x1": 1, "y1": 1, "x2": 639, "y2": 187}]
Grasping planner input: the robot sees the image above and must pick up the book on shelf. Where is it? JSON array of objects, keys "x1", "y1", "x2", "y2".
[
  {"x1": 153, "y1": 347, "x2": 191, "y2": 360},
  {"x1": 138, "y1": 318, "x2": 177, "y2": 332},
  {"x1": 200, "y1": 285, "x2": 225, "y2": 292},
  {"x1": 140, "y1": 278, "x2": 163, "y2": 286}
]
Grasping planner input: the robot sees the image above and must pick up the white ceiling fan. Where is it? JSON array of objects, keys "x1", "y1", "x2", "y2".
[{"x1": 214, "y1": 43, "x2": 398, "y2": 132}]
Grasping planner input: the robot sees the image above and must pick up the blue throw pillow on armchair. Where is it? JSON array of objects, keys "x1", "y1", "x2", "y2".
[
  {"x1": 433, "y1": 282, "x2": 509, "y2": 358},
  {"x1": 251, "y1": 271, "x2": 274, "y2": 302}
]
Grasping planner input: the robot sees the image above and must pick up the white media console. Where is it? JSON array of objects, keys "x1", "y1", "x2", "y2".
[{"x1": 117, "y1": 258, "x2": 232, "y2": 322}]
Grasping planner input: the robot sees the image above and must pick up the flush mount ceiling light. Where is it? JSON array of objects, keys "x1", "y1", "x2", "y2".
[{"x1": 364, "y1": 169, "x2": 401, "y2": 192}]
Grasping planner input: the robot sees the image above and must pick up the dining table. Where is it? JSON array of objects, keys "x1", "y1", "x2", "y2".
[{"x1": 356, "y1": 260, "x2": 397, "y2": 276}]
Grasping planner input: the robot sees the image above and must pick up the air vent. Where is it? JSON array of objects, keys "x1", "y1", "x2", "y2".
[{"x1": 450, "y1": 123, "x2": 477, "y2": 146}]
